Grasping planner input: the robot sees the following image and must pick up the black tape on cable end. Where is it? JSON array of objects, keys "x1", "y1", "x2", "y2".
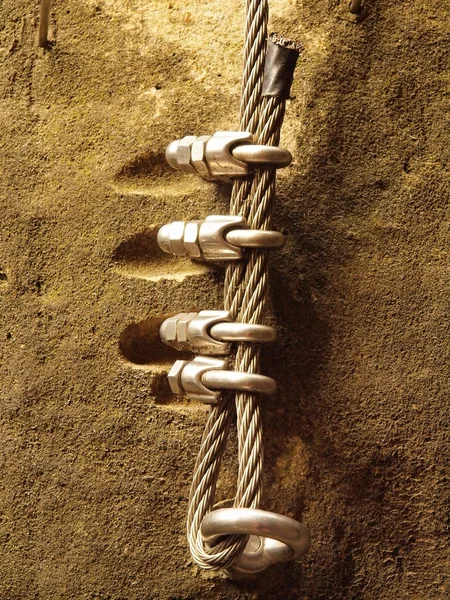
[{"x1": 262, "y1": 33, "x2": 303, "y2": 99}]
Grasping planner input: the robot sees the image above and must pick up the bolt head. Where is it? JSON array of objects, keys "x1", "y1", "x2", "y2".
[{"x1": 167, "y1": 360, "x2": 187, "y2": 394}]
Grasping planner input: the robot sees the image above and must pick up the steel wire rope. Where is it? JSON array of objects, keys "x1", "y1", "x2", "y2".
[{"x1": 186, "y1": 1, "x2": 298, "y2": 571}]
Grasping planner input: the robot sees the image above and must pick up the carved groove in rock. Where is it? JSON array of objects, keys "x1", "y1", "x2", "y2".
[
  {"x1": 115, "y1": 150, "x2": 170, "y2": 181},
  {"x1": 111, "y1": 228, "x2": 211, "y2": 282},
  {"x1": 119, "y1": 315, "x2": 205, "y2": 410},
  {"x1": 112, "y1": 149, "x2": 205, "y2": 198},
  {"x1": 119, "y1": 315, "x2": 193, "y2": 368}
]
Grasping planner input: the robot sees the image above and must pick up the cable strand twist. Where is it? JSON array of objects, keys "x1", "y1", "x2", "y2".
[{"x1": 187, "y1": 2, "x2": 290, "y2": 571}]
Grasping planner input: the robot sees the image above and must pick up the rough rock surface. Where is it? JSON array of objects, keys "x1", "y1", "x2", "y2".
[{"x1": 0, "y1": 0, "x2": 449, "y2": 598}]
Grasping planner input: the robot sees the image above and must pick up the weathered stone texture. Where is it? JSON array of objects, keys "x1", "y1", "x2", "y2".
[{"x1": 0, "y1": 0, "x2": 448, "y2": 598}]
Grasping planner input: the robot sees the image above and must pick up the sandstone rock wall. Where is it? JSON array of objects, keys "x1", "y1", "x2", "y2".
[{"x1": 0, "y1": 0, "x2": 448, "y2": 598}]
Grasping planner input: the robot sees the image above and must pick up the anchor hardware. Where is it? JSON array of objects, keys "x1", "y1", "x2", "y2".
[
  {"x1": 201, "y1": 508, "x2": 311, "y2": 575},
  {"x1": 157, "y1": 216, "x2": 285, "y2": 261},
  {"x1": 155, "y1": 25, "x2": 309, "y2": 575},
  {"x1": 160, "y1": 310, "x2": 277, "y2": 355},
  {"x1": 166, "y1": 131, "x2": 292, "y2": 180},
  {"x1": 167, "y1": 356, "x2": 277, "y2": 404}
]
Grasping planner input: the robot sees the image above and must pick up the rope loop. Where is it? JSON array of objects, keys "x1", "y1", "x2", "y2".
[{"x1": 186, "y1": 4, "x2": 304, "y2": 575}]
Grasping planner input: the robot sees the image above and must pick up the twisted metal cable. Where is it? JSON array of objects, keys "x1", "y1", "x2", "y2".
[
  {"x1": 186, "y1": 8, "x2": 293, "y2": 570},
  {"x1": 239, "y1": 0, "x2": 268, "y2": 134},
  {"x1": 226, "y1": 97, "x2": 286, "y2": 552},
  {"x1": 186, "y1": 0, "x2": 270, "y2": 571},
  {"x1": 186, "y1": 104, "x2": 287, "y2": 572}
]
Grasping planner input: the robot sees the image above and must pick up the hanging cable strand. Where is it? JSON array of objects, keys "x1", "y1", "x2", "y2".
[
  {"x1": 225, "y1": 34, "x2": 303, "y2": 316},
  {"x1": 228, "y1": 0, "x2": 269, "y2": 236},
  {"x1": 187, "y1": 30, "x2": 302, "y2": 572},
  {"x1": 225, "y1": 38, "x2": 303, "y2": 575},
  {"x1": 186, "y1": 0, "x2": 270, "y2": 571}
]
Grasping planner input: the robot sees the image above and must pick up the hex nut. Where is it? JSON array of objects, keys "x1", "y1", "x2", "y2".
[
  {"x1": 177, "y1": 312, "x2": 197, "y2": 344},
  {"x1": 167, "y1": 360, "x2": 187, "y2": 394},
  {"x1": 160, "y1": 315, "x2": 181, "y2": 345},
  {"x1": 168, "y1": 221, "x2": 186, "y2": 256},
  {"x1": 177, "y1": 135, "x2": 197, "y2": 173},
  {"x1": 183, "y1": 221, "x2": 202, "y2": 258},
  {"x1": 191, "y1": 135, "x2": 212, "y2": 178}
]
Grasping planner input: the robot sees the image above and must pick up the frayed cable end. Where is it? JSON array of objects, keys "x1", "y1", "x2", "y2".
[{"x1": 268, "y1": 32, "x2": 304, "y2": 54}]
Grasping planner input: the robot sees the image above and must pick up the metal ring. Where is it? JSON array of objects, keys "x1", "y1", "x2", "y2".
[
  {"x1": 209, "y1": 322, "x2": 277, "y2": 343},
  {"x1": 202, "y1": 371, "x2": 277, "y2": 395},
  {"x1": 225, "y1": 229, "x2": 286, "y2": 249},
  {"x1": 232, "y1": 144, "x2": 292, "y2": 168},
  {"x1": 201, "y1": 508, "x2": 311, "y2": 574}
]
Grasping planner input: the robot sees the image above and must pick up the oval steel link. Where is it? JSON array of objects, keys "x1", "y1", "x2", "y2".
[{"x1": 201, "y1": 508, "x2": 311, "y2": 574}]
